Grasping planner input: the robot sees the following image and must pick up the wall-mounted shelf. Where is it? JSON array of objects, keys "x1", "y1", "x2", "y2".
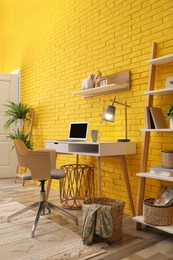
[
  {"x1": 144, "y1": 88, "x2": 173, "y2": 95},
  {"x1": 148, "y1": 54, "x2": 173, "y2": 65},
  {"x1": 73, "y1": 70, "x2": 130, "y2": 98},
  {"x1": 72, "y1": 83, "x2": 127, "y2": 97}
]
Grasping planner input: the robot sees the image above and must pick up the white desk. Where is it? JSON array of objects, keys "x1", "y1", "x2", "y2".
[{"x1": 45, "y1": 140, "x2": 136, "y2": 216}]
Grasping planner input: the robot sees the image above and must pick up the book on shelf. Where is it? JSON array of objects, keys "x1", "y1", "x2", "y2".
[
  {"x1": 149, "y1": 107, "x2": 167, "y2": 129},
  {"x1": 154, "y1": 186, "x2": 173, "y2": 206},
  {"x1": 144, "y1": 106, "x2": 155, "y2": 129},
  {"x1": 150, "y1": 165, "x2": 173, "y2": 177}
]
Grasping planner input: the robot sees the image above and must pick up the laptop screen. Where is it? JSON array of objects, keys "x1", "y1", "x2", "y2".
[{"x1": 69, "y1": 122, "x2": 88, "y2": 140}]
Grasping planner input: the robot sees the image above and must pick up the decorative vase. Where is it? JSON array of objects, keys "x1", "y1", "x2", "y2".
[{"x1": 170, "y1": 118, "x2": 173, "y2": 129}]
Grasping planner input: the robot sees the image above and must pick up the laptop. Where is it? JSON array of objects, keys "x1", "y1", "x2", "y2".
[{"x1": 56, "y1": 122, "x2": 88, "y2": 142}]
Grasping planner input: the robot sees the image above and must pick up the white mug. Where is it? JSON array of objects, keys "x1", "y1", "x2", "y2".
[{"x1": 90, "y1": 130, "x2": 102, "y2": 142}]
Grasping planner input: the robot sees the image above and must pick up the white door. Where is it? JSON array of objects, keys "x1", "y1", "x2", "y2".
[{"x1": 0, "y1": 74, "x2": 19, "y2": 178}]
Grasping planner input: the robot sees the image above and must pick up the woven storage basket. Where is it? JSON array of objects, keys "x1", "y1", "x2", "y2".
[
  {"x1": 84, "y1": 197, "x2": 125, "y2": 243},
  {"x1": 143, "y1": 198, "x2": 172, "y2": 226},
  {"x1": 161, "y1": 150, "x2": 173, "y2": 169}
]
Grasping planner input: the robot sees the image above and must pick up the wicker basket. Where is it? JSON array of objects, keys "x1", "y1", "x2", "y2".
[
  {"x1": 161, "y1": 150, "x2": 173, "y2": 169},
  {"x1": 143, "y1": 198, "x2": 172, "y2": 226},
  {"x1": 84, "y1": 197, "x2": 125, "y2": 243}
]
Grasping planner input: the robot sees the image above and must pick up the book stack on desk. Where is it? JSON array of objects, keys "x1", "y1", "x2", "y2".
[{"x1": 150, "y1": 166, "x2": 173, "y2": 177}]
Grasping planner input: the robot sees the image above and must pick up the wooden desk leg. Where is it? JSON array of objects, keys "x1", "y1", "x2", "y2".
[
  {"x1": 120, "y1": 155, "x2": 135, "y2": 216},
  {"x1": 97, "y1": 156, "x2": 101, "y2": 197}
]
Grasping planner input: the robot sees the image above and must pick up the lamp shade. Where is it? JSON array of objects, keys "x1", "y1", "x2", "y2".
[{"x1": 102, "y1": 105, "x2": 116, "y2": 122}]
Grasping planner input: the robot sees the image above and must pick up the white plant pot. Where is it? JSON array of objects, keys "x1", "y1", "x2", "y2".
[
  {"x1": 18, "y1": 119, "x2": 25, "y2": 127},
  {"x1": 170, "y1": 118, "x2": 173, "y2": 129}
]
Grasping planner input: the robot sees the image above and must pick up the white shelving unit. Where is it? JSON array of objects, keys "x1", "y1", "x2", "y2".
[
  {"x1": 135, "y1": 43, "x2": 173, "y2": 235},
  {"x1": 72, "y1": 83, "x2": 127, "y2": 97}
]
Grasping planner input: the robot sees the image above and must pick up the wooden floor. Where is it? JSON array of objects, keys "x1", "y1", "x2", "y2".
[{"x1": 1, "y1": 178, "x2": 173, "y2": 260}]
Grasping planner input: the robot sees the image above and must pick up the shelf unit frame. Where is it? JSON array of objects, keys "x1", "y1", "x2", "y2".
[{"x1": 135, "y1": 42, "x2": 173, "y2": 233}]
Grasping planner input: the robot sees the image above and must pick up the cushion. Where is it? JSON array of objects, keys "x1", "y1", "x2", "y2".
[{"x1": 51, "y1": 169, "x2": 66, "y2": 179}]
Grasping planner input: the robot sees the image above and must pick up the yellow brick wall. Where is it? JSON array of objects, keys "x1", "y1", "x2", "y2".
[{"x1": 1, "y1": 0, "x2": 173, "y2": 215}]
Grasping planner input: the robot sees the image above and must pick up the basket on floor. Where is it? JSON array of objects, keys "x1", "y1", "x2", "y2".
[
  {"x1": 84, "y1": 197, "x2": 125, "y2": 243},
  {"x1": 143, "y1": 198, "x2": 173, "y2": 226}
]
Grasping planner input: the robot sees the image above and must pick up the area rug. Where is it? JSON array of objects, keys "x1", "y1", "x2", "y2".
[{"x1": 0, "y1": 199, "x2": 107, "y2": 260}]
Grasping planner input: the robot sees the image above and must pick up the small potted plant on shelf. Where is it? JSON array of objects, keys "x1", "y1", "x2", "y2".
[
  {"x1": 167, "y1": 104, "x2": 173, "y2": 129},
  {"x1": 3, "y1": 101, "x2": 34, "y2": 149}
]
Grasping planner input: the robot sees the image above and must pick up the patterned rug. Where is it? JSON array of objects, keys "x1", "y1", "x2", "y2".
[{"x1": 0, "y1": 199, "x2": 107, "y2": 260}]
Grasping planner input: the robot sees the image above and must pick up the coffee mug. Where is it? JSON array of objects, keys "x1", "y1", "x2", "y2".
[{"x1": 90, "y1": 130, "x2": 102, "y2": 142}]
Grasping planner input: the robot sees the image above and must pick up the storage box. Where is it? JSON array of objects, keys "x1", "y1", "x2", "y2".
[{"x1": 143, "y1": 198, "x2": 172, "y2": 226}]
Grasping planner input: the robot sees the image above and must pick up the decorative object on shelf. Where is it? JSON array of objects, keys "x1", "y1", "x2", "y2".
[
  {"x1": 161, "y1": 150, "x2": 173, "y2": 169},
  {"x1": 101, "y1": 97, "x2": 131, "y2": 142},
  {"x1": 90, "y1": 129, "x2": 102, "y2": 142},
  {"x1": 3, "y1": 101, "x2": 34, "y2": 149},
  {"x1": 82, "y1": 73, "x2": 95, "y2": 90},
  {"x1": 94, "y1": 70, "x2": 102, "y2": 88},
  {"x1": 74, "y1": 71, "x2": 131, "y2": 97},
  {"x1": 166, "y1": 104, "x2": 173, "y2": 129},
  {"x1": 100, "y1": 78, "x2": 107, "y2": 86},
  {"x1": 165, "y1": 76, "x2": 173, "y2": 89}
]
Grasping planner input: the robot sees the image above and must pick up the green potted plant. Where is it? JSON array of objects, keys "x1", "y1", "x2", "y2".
[
  {"x1": 6, "y1": 129, "x2": 33, "y2": 150},
  {"x1": 3, "y1": 101, "x2": 33, "y2": 130},
  {"x1": 3, "y1": 101, "x2": 34, "y2": 149},
  {"x1": 166, "y1": 104, "x2": 173, "y2": 129}
]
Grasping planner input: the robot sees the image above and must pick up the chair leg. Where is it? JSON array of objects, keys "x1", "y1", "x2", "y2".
[
  {"x1": 7, "y1": 201, "x2": 39, "y2": 223},
  {"x1": 31, "y1": 201, "x2": 44, "y2": 238},
  {"x1": 47, "y1": 201, "x2": 78, "y2": 226}
]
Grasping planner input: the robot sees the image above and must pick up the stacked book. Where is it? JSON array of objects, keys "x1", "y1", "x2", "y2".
[{"x1": 150, "y1": 165, "x2": 173, "y2": 177}]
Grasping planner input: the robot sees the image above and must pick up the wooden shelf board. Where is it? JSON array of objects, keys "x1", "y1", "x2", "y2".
[
  {"x1": 144, "y1": 88, "x2": 173, "y2": 95},
  {"x1": 132, "y1": 216, "x2": 173, "y2": 235},
  {"x1": 72, "y1": 83, "x2": 128, "y2": 97},
  {"x1": 148, "y1": 54, "x2": 173, "y2": 65},
  {"x1": 141, "y1": 128, "x2": 173, "y2": 132},
  {"x1": 136, "y1": 172, "x2": 173, "y2": 182}
]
